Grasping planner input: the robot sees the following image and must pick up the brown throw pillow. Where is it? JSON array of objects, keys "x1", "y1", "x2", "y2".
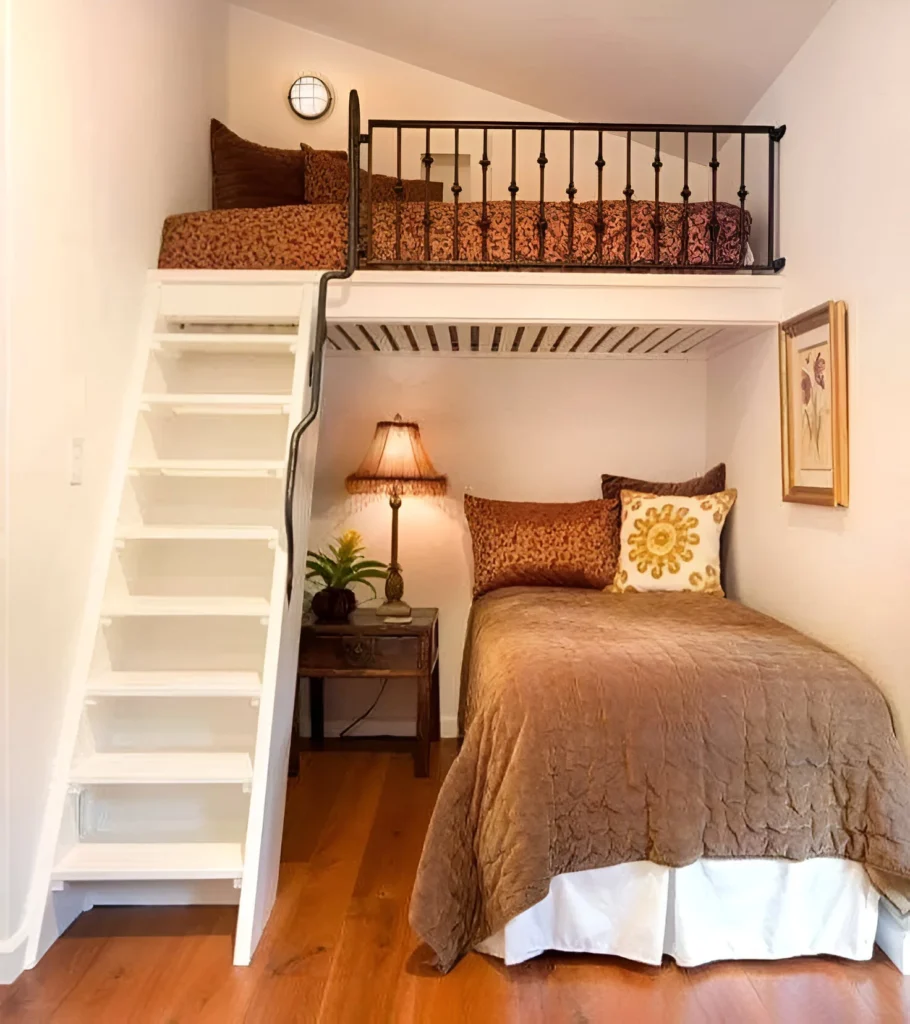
[
  {"x1": 464, "y1": 495, "x2": 620, "y2": 599},
  {"x1": 211, "y1": 120, "x2": 307, "y2": 210},
  {"x1": 601, "y1": 463, "x2": 726, "y2": 501},
  {"x1": 301, "y1": 144, "x2": 443, "y2": 204}
]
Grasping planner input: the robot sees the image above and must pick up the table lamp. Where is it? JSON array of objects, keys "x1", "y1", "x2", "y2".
[{"x1": 345, "y1": 414, "x2": 447, "y2": 617}]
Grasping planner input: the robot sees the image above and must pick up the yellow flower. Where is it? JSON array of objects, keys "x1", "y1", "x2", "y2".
[{"x1": 628, "y1": 503, "x2": 700, "y2": 579}]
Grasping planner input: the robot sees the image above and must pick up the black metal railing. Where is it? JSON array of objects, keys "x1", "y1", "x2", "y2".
[{"x1": 359, "y1": 117, "x2": 785, "y2": 273}]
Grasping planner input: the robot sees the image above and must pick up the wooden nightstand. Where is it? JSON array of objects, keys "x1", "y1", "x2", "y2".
[{"x1": 293, "y1": 608, "x2": 440, "y2": 777}]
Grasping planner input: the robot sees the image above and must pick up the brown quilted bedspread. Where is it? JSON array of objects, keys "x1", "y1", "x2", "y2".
[
  {"x1": 158, "y1": 199, "x2": 749, "y2": 270},
  {"x1": 410, "y1": 588, "x2": 910, "y2": 972}
]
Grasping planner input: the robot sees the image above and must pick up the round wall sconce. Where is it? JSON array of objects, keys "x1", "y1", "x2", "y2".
[{"x1": 288, "y1": 75, "x2": 334, "y2": 121}]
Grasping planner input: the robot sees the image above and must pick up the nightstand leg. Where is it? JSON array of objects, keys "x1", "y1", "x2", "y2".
[
  {"x1": 430, "y1": 659, "x2": 441, "y2": 742},
  {"x1": 415, "y1": 673, "x2": 431, "y2": 778},
  {"x1": 310, "y1": 676, "x2": 325, "y2": 749}
]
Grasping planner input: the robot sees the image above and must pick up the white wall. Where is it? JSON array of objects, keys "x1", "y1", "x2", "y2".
[
  {"x1": 707, "y1": 0, "x2": 910, "y2": 741},
  {"x1": 308, "y1": 354, "x2": 708, "y2": 737},
  {"x1": 3, "y1": 0, "x2": 227, "y2": 961},
  {"x1": 226, "y1": 4, "x2": 721, "y2": 209}
]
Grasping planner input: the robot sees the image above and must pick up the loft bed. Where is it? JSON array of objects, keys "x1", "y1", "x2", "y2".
[{"x1": 159, "y1": 91, "x2": 785, "y2": 275}]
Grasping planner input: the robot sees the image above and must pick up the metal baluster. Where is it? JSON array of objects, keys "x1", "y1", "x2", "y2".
[
  {"x1": 366, "y1": 125, "x2": 374, "y2": 264},
  {"x1": 595, "y1": 131, "x2": 605, "y2": 264},
  {"x1": 566, "y1": 129, "x2": 577, "y2": 263},
  {"x1": 623, "y1": 131, "x2": 634, "y2": 266},
  {"x1": 652, "y1": 130, "x2": 662, "y2": 265},
  {"x1": 537, "y1": 129, "x2": 548, "y2": 261},
  {"x1": 452, "y1": 128, "x2": 461, "y2": 261},
  {"x1": 681, "y1": 132, "x2": 690, "y2": 267},
  {"x1": 394, "y1": 126, "x2": 403, "y2": 262},
  {"x1": 423, "y1": 127, "x2": 433, "y2": 263},
  {"x1": 738, "y1": 132, "x2": 748, "y2": 267},
  {"x1": 709, "y1": 131, "x2": 719, "y2": 266},
  {"x1": 509, "y1": 128, "x2": 518, "y2": 263},
  {"x1": 479, "y1": 128, "x2": 490, "y2": 262}
]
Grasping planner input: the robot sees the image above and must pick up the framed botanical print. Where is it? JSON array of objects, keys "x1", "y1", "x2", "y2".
[{"x1": 779, "y1": 301, "x2": 849, "y2": 506}]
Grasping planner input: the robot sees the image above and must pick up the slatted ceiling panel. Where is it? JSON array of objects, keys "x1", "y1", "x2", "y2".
[
  {"x1": 584, "y1": 326, "x2": 617, "y2": 353},
  {"x1": 378, "y1": 325, "x2": 400, "y2": 351},
  {"x1": 477, "y1": 324, "x2": 497, "y2": 352},
  {"x1": 529, "y1": 326, "x2": 550, "y2": 353},
  {"x1": 511, "y1": 326, "x2": 528, "y2": 353},
  {"x1": 565, "y1": 326, "x2": 594, "y2": 353},
  {"x1": 324, "y1": 322, "x2": 769, "y2": 360},
  {"x1": 663, "y1": 326, "x2": 707, "y2": 354},
  {"x1": 417, "y1": 324, "x2": 437, "y2": 351}
]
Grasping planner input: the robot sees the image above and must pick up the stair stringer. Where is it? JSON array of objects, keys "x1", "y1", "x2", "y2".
[
  {"x1": 23, "y1": 285, "x2": 163, "y2": 968},
  {"x1": 232, "y1": 281, "x2": 319, "y2": 965}
]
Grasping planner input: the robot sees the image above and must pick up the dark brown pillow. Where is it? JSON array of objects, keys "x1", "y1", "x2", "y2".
[
  {"x1": 601, "y1": 463, "x2": 726, "y2": 501},
  {"x1": 464, "y1": 495, "x2": 619, "y2": 599},
  {"x1": 211, "y1": 120, "x2": 307, "y2": 210}
]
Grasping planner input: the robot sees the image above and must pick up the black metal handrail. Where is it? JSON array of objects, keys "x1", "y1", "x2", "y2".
[
  {"x1": 363, "y1": 118, "x2": 785, "y2": 273},
  {"x1": 284, "y1": 89, "x2": 361, "y2": 601}
]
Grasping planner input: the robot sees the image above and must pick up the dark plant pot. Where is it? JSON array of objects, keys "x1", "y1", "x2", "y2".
[{"x1": 311, "y1": 586, "x2": 357, "y2": 623}]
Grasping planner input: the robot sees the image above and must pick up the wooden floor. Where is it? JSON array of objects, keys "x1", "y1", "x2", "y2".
[{"x1": 3, "y1": 740, "x2": 910, "y2": 1023}]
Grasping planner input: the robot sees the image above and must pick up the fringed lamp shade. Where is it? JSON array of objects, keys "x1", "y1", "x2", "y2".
[{"x1": 345, "y1": 415, "x2": 448, "y2": 498}]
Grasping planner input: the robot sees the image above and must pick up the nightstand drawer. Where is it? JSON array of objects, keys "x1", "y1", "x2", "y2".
[{"x1": 301, "y1": 634, "x2": 422, "y2": 674}]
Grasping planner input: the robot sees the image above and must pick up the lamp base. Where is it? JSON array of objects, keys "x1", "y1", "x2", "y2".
[{"x1": 377, "y1": 598, "x2": 412, "y2": 619}]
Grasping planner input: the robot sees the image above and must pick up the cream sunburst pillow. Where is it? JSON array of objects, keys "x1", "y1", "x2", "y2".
[{"x1": 610, "y1": 488, "x2": 736, "y2": 596}]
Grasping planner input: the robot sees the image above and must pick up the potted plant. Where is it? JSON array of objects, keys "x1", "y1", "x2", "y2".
[{"x1": 306, "y1": 530, "x2": 388, "y2": 623}]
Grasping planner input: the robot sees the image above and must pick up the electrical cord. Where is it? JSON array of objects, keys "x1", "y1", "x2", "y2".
[{"x1": 339, "y1": 678, "x2": 389, "y2": 739}]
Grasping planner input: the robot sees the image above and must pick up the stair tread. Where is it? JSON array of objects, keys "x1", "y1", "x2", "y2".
[
  {"x1": 87, "y1": 671, "x2": 262, "y2": 697},
  {"x1": 153, "y1": 332, "x2": 296, "y2": 351},
  {"x1": 101, "y1": 596, "x2": 270, "y2": 617},
  {"x1": 142, "y1": 393, "x2": 291, "y2": 404},
  {"x1": 115, "y1": 525, "x2": 278, "y2": 541},
  {"x1": 69, "y1": 751, "x2": 253, "y2": 785},
  {"x1": 128, "y1": 459, "x2": 285, "y2": 478},
  {"x1": 52, "y1": 842, "x2": 244, "y2": 880}
]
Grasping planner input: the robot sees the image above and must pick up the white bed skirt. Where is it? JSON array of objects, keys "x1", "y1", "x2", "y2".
[{"x1": 476, "y1": 858, "x2": 880, "y2": 967}]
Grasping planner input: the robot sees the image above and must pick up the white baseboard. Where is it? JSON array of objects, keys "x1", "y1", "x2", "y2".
[
  {"x1": 876, "y1": 899, "x2": 910, "y2": 974},
  {"x1": 0, "y1": 928, "x2": 27, "y2": 986},
  {"x1": 317, "y1": 715, "x2": 458, "y2": 740}
]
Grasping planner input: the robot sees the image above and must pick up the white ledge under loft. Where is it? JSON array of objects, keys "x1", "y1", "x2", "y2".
[
  {"x1": 52, "y1": 842, "x2": 244, "y2": 882},
  {"x1": 69, "y1": 751, "x2": 253, "y2": 786},
  {"x1": 87, "y1": 671, "x2": 262, "y2": 698},
  {"x1": 149, "y1": 269, "x2": 784, "y2": 362}
]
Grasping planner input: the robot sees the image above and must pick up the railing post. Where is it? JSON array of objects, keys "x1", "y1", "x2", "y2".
[
  {"x1": 709, "y1": 131, "x2": 719, "y2": 266},
  {"x1": 595, "y1": 131, "x2": 605, "y2": 265},
  {"x1": 623, "y1": 131, "x2": 634, "y2": 266},
  {"x1": 537, "y1": 129, "x2": 548, "y2": 261},
  {"x1": 652, "y1": 130, "x2": 662, "y2": 265},
  {"x1": 566, "y1": 129, "x2": 576, "y2": 263},
  {"x1": 452, "y1": 127, "x2": 461, "y2": 261},
  {"x1": 479, "y1": 129, "x2": 490, "y2": 262},
  {"x1": 422, "y1": 128, "x2": 433, "y2": 263},
  {"x1": 681, "y1": 131, "x2": 690, "y2": 267},
  {"x1": 509, "y1": 128, "x2": 518, "y2": 263}
]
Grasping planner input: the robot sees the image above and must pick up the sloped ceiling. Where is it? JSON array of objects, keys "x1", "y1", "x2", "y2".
[{"x1": 236, "y1": 0, "x2": 833, "y2": 126}]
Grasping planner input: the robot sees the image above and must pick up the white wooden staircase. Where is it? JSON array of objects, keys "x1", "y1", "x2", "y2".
[{"x1": 23, "y1": 277, "x2": 321, "y2": 968}]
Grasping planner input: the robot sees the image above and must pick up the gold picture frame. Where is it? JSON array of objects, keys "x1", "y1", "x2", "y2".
[{"x1": 779, "y1": 300, "x2": 849, "y2": 506}]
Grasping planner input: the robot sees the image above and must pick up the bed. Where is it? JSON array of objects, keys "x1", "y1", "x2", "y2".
[
  {"x1": 409, "y1": 587, "x2": 910, "y2": 972},
  {"x1": 158, "y1": 199, "x2": 751, "y2": 272}
]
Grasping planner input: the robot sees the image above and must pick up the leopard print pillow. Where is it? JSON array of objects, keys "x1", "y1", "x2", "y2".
[{"x1": 464, "y1": 495, "x2": 620, "y2": 599}]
